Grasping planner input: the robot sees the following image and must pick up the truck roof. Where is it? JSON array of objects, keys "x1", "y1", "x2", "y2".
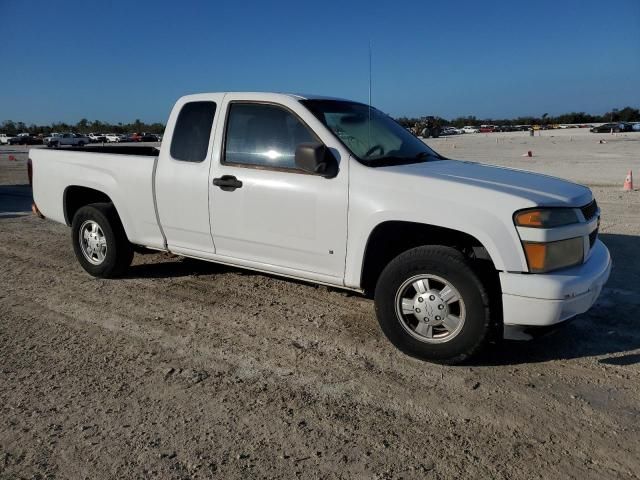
[{"x1": 179, "y1": 92, "x2": 352, "y2": 102}]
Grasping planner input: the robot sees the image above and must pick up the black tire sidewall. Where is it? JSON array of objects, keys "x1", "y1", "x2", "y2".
[
  {"x1": 375, "y1": 246, "x2": 490, "y2": 363},
  {"x1": 71, "y1": 204, "x2": 131, "y2": 278}
]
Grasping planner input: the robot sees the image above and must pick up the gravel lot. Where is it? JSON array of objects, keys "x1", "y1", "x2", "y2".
[{"x1": 1, "y1": 131, "x2": 639, "y2": 479}]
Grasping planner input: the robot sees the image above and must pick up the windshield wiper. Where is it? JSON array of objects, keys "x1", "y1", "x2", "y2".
[
  {"x1": 364, "y1": 154, "x2": 428, "y2": 167},
  {"x1": 416, "y1": 150, "x2": 445, "y2": 160},
  {"x1": 363, "y1": 150, "x2": 442, "y2": 167}
]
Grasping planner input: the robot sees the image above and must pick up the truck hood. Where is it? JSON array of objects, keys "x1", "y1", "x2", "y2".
[{"x1": 383, "y1": 159, "x2": 592, "y2": 207}]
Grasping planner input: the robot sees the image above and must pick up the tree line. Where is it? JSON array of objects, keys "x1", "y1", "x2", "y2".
[
  {"x1": 395, "y1": 106, "x2": 639, "y2": 129},
  {"x1": 0, "y1": 118, "x2": 165, "y2": 136},
  {"x1": 2, "y1": 106, "x2": 638, "y2": 136}
]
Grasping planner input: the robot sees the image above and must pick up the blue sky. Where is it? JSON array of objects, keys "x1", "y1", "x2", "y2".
[{"x1": 2, "y1": 0, "x2": 639, "y2": 124}]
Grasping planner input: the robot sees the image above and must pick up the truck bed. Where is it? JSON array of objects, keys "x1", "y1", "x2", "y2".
[{"x1": 30, "y1": 147, "x2": 164, "y2": 249}]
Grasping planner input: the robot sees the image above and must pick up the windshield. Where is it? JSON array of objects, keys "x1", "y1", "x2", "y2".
[{"x1": 301, "y1": 99, "x2": 441, "y2": 166}]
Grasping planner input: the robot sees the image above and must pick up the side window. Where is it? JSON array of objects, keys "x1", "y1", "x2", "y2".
[
  {"x1": 170, "y1": 101, "x2": 216, "y2": 162},
  {"x1": 224, "y1": 103, "x2": 317, "y2": 170}
]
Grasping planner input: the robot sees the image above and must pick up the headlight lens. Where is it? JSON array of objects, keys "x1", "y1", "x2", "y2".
[
  {"x1": 514, "y1": 208, "x2": 579, "y2": 228},
  {"x1": 522, "y1": 237, "x2": 584, "y2": 273}
]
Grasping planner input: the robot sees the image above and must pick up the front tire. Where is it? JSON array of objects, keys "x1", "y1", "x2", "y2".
[
  {"x1": 374, "y1": 246, "x2": 491, "y2": 364},
  {"x1": 71, "y1": 203, "x2": 133, "y2": 278}
]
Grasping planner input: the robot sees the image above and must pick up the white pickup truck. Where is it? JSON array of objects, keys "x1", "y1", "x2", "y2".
[
  {"x1": 29, "y1": 92, "x2": 611, "y2": 363},
  {"x1": 46, "y1": 132, "x2": 91, "y2": 147}
]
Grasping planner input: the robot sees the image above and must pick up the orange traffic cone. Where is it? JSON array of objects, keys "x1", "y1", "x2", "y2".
[{"x1": 623, "y1": 171, "x2": 633, "y2": 191}]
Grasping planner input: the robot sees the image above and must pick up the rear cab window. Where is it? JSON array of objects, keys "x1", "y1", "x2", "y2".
[{"x1": 170, "y1": 101, "x2": 217, "y2": 162}]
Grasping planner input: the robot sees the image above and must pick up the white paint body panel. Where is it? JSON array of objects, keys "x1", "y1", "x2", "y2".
[
  {"x1": 208, "y1": 93, "x2": 348, "y2": 280},
  {"x1": 155, "y1": 93, "x2": 225, "y2": 253},
  {"x1": 30, "y1": 91, "x2": 610, "y2": 330},
  {"x1": 30, "y1": 149, "x2": 163, "y2": 248},
  {"x1": 501, "y1": 240, "x2": 611, "y2": 326},
  {"x1": 343, "y1": 158, "x2": 593, "y2": 286}
]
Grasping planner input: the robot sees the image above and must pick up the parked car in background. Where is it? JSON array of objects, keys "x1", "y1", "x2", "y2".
[
  {"x1": 440, "y1": 127, "x2": 460, "y2": 136},
  {"x1": 590, "y1": 122, "x2": 630, "y2": 133},
  {"x1": 9, "y1": 134, "x2": 43, "y2": 145},
  {"x1": 88, "y1": 133, "x2": 107, "y2": 143},
  {"x1": 140, "y1": 133, "x2": 160, "y2": 142},
  {"x1": 461, "y1": 126, "x2": 479, "y2": 133},
  {"x1": 632, "y1": 123, "x2": 640, "y2": 132},
  {"x1": 48, "y1": 133, "x2": 90, "y2": 147},
  {"x1": 44, "y1": 133, "x2": 62, "y2": 146},
  {"x1": 124, "y1": 133, "x2": 143, "y2": 142},
  {"x1": 0, "y1": 134, "x2": 13, "y2": 144},
  {"x1": 104, "y1": 133, "x2": 122, "y2": 143}
]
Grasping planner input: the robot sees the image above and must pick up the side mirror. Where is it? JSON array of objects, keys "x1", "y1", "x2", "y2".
[{"x1": 294, "y1": 143, "x2": 338, "y2": 178}]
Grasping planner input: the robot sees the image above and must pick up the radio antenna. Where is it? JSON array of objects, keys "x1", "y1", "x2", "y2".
[
  {"x1": 368, "y1": 40, "x2": 372, "y2": 107},
  {"x1": 368, "y1": 40, "x2": 372, "y2": 150}
]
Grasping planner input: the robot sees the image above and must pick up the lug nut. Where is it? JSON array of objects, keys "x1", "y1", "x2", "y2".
[
  {"x1": 429, "y1": 295, "x2": 435, "y2": 301},
  {"x1": 438, "y1": 304, "x2": 444, "y2": 310},
  {"x1": 435, "y1": 315, "x2": 441, "y2": 321},
  {"x1": 415, "y1": 308, "x2": 421, "y2": 313},
  {"x1": 418, "y1": 297, "x2": 424, "y2": 303}
]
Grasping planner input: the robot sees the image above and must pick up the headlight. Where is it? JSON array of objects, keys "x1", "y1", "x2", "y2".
[
  {"x1": 522, "y1": 237, "x2": 584, "y2": 273},
  {"x1": 514, "y1": 208, "x2": 579, "y2": 228}
]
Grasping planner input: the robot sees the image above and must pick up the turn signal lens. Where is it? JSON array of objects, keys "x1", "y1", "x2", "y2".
[
  {"x1": 522, "y1": 237, "x2": 584, "y2": 273},
  {"x1": 523, "y1": 243, "x2": 547, "y2": 271},
  {"x1": 515, "y1": 208, "x2": 579, "y2": 228}
]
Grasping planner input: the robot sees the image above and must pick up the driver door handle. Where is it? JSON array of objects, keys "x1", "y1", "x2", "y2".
[{"x1": 213, "y1": 175, "x2": 243, "y2": 191}]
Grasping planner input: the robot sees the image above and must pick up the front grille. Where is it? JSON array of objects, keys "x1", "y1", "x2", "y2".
[{"x1": 581, "y1": 200, "x2": 598, "y2": 221}]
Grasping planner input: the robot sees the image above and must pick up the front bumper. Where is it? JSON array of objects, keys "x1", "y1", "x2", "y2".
[{"x1": 500, "y1": 240, "x2": 611, "y2": 326}]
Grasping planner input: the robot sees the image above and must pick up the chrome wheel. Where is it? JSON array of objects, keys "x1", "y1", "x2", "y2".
[
  {"x1": 79, "y1": 220, "x2": 107, "y2": 265},
  {"x1": 394, "y1": 274, "x2": 466, "y2": 344}
]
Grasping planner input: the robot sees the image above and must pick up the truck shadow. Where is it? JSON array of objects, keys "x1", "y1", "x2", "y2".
[
  {"x1": 477, "y1": 233, "x2": 640, "y2": 366},
  {"x1": 0, "y1": 184, "x2": 32, "y2": 218},
  {"x1": 127, "y1": 257, "x2": 230, "y2": 279}
]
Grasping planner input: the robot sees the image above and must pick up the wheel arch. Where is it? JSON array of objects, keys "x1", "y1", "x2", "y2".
[
  {"x1": 63, "y1": 185, "x2": 114, "y2": 226},
  {"x1": 359, "y1": 220, "x2": 501, "y2": 298}
]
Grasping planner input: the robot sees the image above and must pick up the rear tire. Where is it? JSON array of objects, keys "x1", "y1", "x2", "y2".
[
  {"x1": 374, "y1": 245, "x2": 491, "y2": 364},
  {"x1": 71, "y1": 203, "x2": 133, "y2": 278}
]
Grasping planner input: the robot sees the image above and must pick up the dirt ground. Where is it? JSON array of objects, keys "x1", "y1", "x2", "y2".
[{"x1": 1, "y1": 130, "x2": 639, "y2": 479}]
